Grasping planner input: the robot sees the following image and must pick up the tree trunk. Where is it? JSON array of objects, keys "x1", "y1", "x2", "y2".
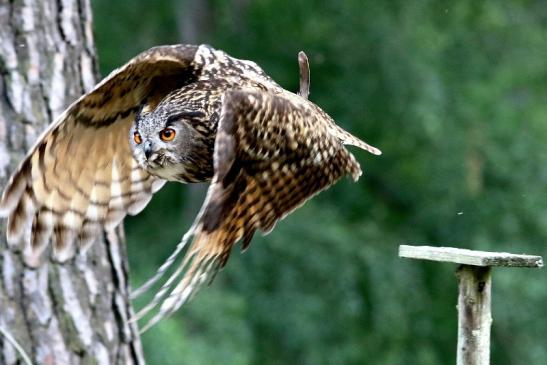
[
  {"x1": 0, "y1": 1, "x2": 144, "y2": 364},
  {"x1": 176, "y1": 0, "x2": 214, "y2": 44}
]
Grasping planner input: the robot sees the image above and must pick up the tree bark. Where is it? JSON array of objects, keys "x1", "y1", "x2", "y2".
[{"x1": 0, "y1": 1, "x2": 144, "y2": 364}]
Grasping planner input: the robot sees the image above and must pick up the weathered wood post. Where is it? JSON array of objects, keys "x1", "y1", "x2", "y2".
[{"x1": 399, "y1": 245, "x2": 543, "y2": 365}]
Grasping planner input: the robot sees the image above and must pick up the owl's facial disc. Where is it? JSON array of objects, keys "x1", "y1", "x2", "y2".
[
  {"x1": 130, "y1": 109, "x2": 202, "y2": 181},
  {"x1": 131, "y1": 118, "x2": 165, "y2": 160}
]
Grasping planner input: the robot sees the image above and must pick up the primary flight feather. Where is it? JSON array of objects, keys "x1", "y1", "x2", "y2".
[{"x1": 0, "y1": 44, "x2": 381, "y2": 329}]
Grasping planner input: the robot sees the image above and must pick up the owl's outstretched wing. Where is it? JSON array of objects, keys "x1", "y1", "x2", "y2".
[
  {"x1": 0, "y1": 45, "x2": 200, "y2": 262},
  {"x1": 136, "y1": 90, "x2": 381, "y2": 330}
]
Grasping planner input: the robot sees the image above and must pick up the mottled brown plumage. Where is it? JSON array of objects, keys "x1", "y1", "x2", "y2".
[{"x1": 0, "y1": 44, "x2": 381, "y2": 329}]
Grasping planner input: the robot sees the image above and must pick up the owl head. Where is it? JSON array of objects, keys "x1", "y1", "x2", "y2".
[{"x1": 129, "y1": 96, "x2": 206, "y2": 181}]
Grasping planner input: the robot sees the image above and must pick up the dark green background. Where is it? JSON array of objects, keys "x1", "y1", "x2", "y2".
[{"x1": 92, "y1": 1, "x2": 547, "y2": 364}]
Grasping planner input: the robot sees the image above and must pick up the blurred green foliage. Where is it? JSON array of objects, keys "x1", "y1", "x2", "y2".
[{"x1": 92, "y1": 1, "x2": 547, "y2": 364}]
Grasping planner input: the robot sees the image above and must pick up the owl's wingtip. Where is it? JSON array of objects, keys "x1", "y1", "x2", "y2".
[
  {"x1": 0, "y1": 204, "x2": 11, "y2": 218},
  {"x1": 0, "y1": 189, "x2": 18, "y2": 217},
  {"x1": 0, "y1": 162, "x2": 31, "y2": 217}
]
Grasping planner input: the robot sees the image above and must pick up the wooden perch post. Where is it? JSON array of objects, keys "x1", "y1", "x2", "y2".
[{"x1": 399, "y1": 245, "x2": 543, "y2": 365}]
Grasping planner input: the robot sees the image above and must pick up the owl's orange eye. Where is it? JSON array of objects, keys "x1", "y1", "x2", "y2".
[
  {"x1": 160, "y1": 128, "x2": 176, "y2": 142},
  {"x1": 134, "y1": 132, "x2": 142, "y2": 145}
]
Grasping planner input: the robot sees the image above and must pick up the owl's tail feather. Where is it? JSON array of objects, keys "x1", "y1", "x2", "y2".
[{"x1": 331, "y1": 124, "x2": 382, "y2": 156}]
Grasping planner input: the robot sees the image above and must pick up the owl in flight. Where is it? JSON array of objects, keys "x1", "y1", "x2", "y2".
[{"x1": 0, "y1": 44, "x2": 380, "y2": 330}]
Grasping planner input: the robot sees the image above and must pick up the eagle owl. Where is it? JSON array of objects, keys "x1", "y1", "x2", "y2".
[{"x1": 0, "y1": 44, "x2": 381, "y2": 330}]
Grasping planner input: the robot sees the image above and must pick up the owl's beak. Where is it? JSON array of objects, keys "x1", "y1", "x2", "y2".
[{"x1": 144, "y1": 141, "x2": 153, "y2": 159}]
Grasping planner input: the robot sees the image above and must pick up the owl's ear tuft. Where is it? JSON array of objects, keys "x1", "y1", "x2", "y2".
[
  {"x1": 164, "y1": 110, "x2": 207, "y2": 127},
  {"x1": 135, "y1": 103, "x2": 152, "y2": 122}
]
